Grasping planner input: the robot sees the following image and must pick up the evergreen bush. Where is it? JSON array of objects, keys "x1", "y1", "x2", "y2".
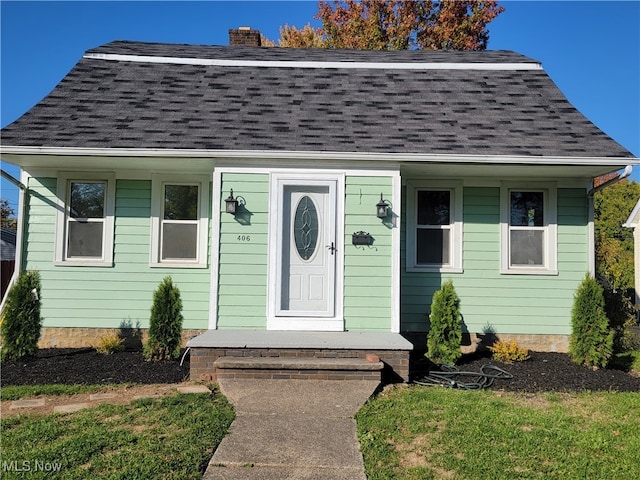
[
  {"x1": 489, "y1": 339, "x2": 530, "y2": 363},
  {"x1": 144, "y1": 276, "x2": 183, "y2": 361},
  {"x1": 569, "y1": 274, "x2": 614, "y2": 369},
  {"x1": 94, "y1": 332, "x2": 125, "y2": 355},
  {"x1": 426, "y1": 279, "x2": 462, "y2": 365},
  {"x1": 1, "y1": 270, "x2": 42, "y2": 361}
]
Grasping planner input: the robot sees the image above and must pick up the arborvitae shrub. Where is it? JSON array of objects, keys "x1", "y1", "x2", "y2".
[
  {"x1": 426, "y1": 279, "x2": 462, "y2": 365},
  {"x1": 1, "y1": 270, "x2": 42, "y2": 361},
  {"x1": 569, "y1": 274, "x2": 614, "y2": 369},
  {"x1": 144, "y1": 276, "x2": 183, "y2": 361}
]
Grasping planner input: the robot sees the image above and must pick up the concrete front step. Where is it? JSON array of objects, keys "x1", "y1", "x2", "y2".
[
  {"x1": 214, "y1": 356, "x2": 384, "y2": 381},
  {"x1": 188, "y1": 330, "x2": 414, "y2": 383}
]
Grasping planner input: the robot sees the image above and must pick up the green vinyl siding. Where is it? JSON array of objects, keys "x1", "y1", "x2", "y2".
[
  {"x1": 343, "y1": 176, "x2": 393, "y2": 331},
  {"x1": 401, "y1": 186, "x2": 588, "y2": 336},
  {"x1": 22, "y1": 177, "x2": 211, "y2": 330},
  {"x1": 216, "y1": 173, "x2": 269, "y2": 329},
  {"x1": 214, "y1": 173, "x2": 394, "y2": 331}
]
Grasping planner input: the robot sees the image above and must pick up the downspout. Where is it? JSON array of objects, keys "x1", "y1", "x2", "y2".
[
  {"x1": 585, "y1": 164, "x2": 634, "y2": 276},
  {"x1": 0, "y1": 169, "x2": 28, "y2": 311}
]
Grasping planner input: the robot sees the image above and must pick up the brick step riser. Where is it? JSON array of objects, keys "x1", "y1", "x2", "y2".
[{"x1": 216, "y1": 369, "x2": 382, "y2": 381}]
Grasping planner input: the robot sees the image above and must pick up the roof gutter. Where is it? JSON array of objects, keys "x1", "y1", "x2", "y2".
[
  {"x1": 1, "y1": 145, "x2": 638, "y2": 167},
  {"x1": 587, "y1": 164, "x2": 634, "y2": 196}
]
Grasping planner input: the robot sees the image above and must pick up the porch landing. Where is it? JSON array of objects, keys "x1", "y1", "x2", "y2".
[{"x1": 187, "y1": 330, "x2": 413, "y2": 383}]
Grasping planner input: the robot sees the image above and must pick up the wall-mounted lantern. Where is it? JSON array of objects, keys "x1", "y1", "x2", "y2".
[
  {"x1": 376, "y1": 193, "x2": 390, "y2": 219},
  {"x1": 225, "y1": 189, "x2": 239, "y2": 214}
]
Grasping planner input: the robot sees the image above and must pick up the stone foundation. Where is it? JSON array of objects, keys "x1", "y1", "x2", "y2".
[
  {"x1": 402, "y1": 332, "x2": 570, "y2": 354},
  {"x1": 37, "y1": 327, "x2": 206, "y2": 349}
]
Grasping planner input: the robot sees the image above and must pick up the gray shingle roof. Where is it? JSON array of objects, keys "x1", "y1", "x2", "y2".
[{"x1": 1, "y1": 40, "x2": 633, "y2": 158}]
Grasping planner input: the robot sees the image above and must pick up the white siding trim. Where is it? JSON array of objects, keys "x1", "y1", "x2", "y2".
[
  {"x1": 209, "y1": 169, "x2": 222, "y2": 329},
  {"x1": 588, "y1": 195, "x2": 596, "y2": 276},
  {"x1": 84, "y1": 52, "x2": 543, "y2": 71},
  {"x1": 391, "y1": 172, "x2": 401, "y2": 333}
]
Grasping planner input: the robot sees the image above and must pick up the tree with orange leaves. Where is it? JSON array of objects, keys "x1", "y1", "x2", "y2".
[{"x1": 268, "y1": 0, "x2": 504, "y2": 50}]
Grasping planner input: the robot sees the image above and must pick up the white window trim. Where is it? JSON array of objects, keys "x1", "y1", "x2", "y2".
[
  {"x1": 150, "y1": 174, "x2": 209, "y2": 268},
  {"x1": 54, "y1": 172, "x2": 115, "y2": 267},
  {"x1": 406, "y1": 180, "x2": 463, "y2": 273},
  {"x1": 500, "y1": 182, "x2": 558, "y2": 275}
]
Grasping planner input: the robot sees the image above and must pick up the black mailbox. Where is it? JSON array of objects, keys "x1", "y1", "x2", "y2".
[{"x1": 352, "y1": 231, "x2": 373, "y2": 246}]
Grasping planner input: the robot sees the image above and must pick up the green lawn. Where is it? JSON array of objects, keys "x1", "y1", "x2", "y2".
[
  {"x1": 1, "y1": 384, "x2": 134, "y2": 401},
  {"x1": 1, "y1": 388, "x2": 234, "y2": 480},
  {"x1": 357, "y1": 386, "x2": 640, "y2": 480},
  {"x1": 4, "y1": 382, "x2": 639, "y2": 479}
]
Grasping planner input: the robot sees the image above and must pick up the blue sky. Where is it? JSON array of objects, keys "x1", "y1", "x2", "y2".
[{"x1": 1, "y1": 1, "x2": 639, "y2": 213}]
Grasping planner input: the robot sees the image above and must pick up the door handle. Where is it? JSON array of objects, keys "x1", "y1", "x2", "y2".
[{"x1": 326, "y1": 242, "x2": 336, "y2": 255}]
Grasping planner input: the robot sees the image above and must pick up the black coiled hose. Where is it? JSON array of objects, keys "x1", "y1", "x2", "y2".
[{"x1": 413, "y1": 363, "x2": 513, "y2": 390}]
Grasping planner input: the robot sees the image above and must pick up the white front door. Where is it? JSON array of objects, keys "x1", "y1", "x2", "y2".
[
  {"x1": 269, "y1": 177, "x2": 342, "y2": 330},
  {"x1": 279, "y1": 183, "x2": 335, "y2": 316}
]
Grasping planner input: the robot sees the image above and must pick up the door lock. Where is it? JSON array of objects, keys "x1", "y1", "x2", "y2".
[{"x1": 326, "y1": 242, "x2": 336, "y2": 255}]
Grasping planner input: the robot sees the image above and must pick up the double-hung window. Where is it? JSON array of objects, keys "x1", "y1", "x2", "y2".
[
  {"x1": 150, "y1": 175, "x2": 209, "y2": 267},
  {"x1": 501, "y1": 183, "x2": 557, "y2": 274},
  {"x1": 55, "y1": 172, "x2": 115, "y2": 266},
  {"x1": 406, "y1": 181, "x2": 463, "y2": 273}
]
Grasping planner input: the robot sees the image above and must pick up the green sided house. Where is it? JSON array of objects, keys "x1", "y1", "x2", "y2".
[{"x1": 1, "y1": 29, "x2": 637, "y2": 382}]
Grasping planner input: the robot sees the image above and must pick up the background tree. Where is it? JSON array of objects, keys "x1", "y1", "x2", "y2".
[
  {"x1": 268, "y1": 0, "x2": 504, "y2": 50},
  {"x1": 276, "y1": 24, "x2": 328, "y2": 48},
  {"x1": 594, "y1": 179, "x2": 640, "y2": 350},
  {"x1": 594, "y1": 180, "x2": 640, "y2": 292},
  {"x1": 1, "y1": 199, "x2": 17, "y2": 229}
]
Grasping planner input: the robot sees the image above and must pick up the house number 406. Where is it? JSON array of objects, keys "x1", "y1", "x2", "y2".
[{"x1": 237, "y1": 235, "x2": 251, "y2": 242}]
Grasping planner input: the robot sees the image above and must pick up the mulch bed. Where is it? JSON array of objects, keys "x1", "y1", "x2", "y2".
[
  {"x1": 1, "y1": 349, "x2": 639, "y2": 393},
  {"x1": 0, "y1": 349, "x2": 189, "y2": 386},
  {"x1": 413, "y1": 351, "x2": 640, "y2": 393}
]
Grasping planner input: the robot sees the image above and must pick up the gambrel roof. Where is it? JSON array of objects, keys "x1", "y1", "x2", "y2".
[{"x1": 0, "y1": 40, "x2": 634, "y2": 159}]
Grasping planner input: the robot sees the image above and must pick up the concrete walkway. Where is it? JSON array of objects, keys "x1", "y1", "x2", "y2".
[{"x1": 203, "y1": 379, "x2": 379, "y2": 480}]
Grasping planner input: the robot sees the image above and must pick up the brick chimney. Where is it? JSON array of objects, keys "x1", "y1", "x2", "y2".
[{"x1": 229, "y1": 27, "x2": 261, "y2": 47}]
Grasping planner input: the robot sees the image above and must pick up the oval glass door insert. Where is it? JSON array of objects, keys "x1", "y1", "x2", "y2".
[{"x1": 294, "y1": 195, "x2": 319, "y2": 260}]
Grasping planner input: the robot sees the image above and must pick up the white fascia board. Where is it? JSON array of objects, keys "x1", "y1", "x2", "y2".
[
  {"x1": 84, "y1": 52, "x2": 543, "y2": 71},
  {"x1": 624, "y1": 199, "x2": 640, "y2": 228},
  {"x1": 1, "y1": 146, "x2": 638, "y2": 167}
]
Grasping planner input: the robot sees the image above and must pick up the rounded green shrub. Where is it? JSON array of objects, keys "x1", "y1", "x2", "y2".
[
  {"x1": 569, "y1": 274, "x2": 614, "y2": 369},
  {"x1": 144, "y1": 276, "x2": 183, "y2": 361},
  {"x1": 426, "y1": 279, "x2": 462, "y2": 365},
  {"x1": 1, "y1": 270, "x2": 42, "y2": 361}
]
